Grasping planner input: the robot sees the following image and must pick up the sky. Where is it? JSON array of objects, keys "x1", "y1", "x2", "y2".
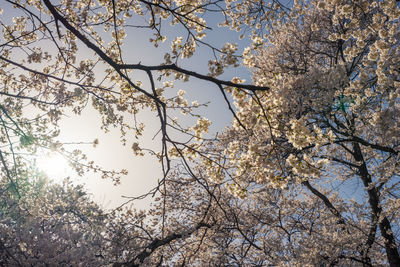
[
  {"x1": 17, "y1": 3, "x2": 255, "y2": 210},
  {"x1": 1, "y1": 0, "x2": 391, "y2": 214}
]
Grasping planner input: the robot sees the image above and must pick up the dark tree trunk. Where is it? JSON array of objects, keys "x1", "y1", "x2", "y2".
[{"x1": 353, "y1": 143, "x2": 400, "y2": 267}]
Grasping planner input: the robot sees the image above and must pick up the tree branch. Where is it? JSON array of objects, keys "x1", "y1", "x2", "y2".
[
  {"x1": 302, "y1": 180, "x2": 346, "y2": 226},
  {"x1": 113, "y1": 222, "x2": 212, "y2": 267},
  {"x1": 118, "y1": 62, "x2": 270, "y2": 92}
]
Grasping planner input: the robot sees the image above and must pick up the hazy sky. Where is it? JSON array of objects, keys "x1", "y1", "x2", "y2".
[{"x1": 32, "y1": 6, "x2": 254, "y2": 210}]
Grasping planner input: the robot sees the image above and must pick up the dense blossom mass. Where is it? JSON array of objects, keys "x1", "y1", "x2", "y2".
[{"x1": 0, "y1": 0, "x2": 399, "y2": 266}]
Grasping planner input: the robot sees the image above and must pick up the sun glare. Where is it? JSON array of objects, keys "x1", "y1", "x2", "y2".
[{"x1": 36, "y1": 153, "x2": 71, "y2": 182}]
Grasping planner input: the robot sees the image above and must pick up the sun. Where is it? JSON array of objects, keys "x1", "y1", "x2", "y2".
[{"x1": 36, "y1": 153, "x2": 71, "y2": 182}]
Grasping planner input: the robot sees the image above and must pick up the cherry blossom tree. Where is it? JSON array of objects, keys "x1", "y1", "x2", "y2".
[
  {"x1": 187, "y1": 0, "x2": 400, "y2": 265},
  {"x1": 138, "y1": 165, "x2": 390, "y2": 266},
  {"x1": 0, "y1": 175, "x2": 107, "y2": 266},
  {"x1": 0, "y1": 171, "x2": 175, "y2": 266},
  {"x1": 0, "y1": 0, "x2": 399, "y2": 266},
  {"x1": 0, "y1": 0, "x2": 270, "y2": 265}
]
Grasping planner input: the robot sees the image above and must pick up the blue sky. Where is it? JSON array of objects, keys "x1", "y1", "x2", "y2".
[{"x1": 45, "y1": 4, "x2": 255, "y2": 209}]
